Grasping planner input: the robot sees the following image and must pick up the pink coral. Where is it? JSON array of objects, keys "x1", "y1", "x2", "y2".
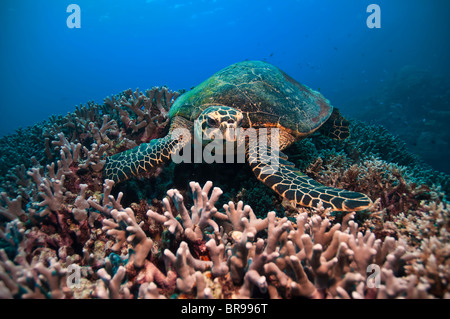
[{"x1": 0, "y1": 84, "x2": 448, "y2": 299}]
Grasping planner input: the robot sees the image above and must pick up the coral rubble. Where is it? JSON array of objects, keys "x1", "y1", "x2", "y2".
[{"x1": 0, "y1": 85, "x2": 449, "y2": 299}]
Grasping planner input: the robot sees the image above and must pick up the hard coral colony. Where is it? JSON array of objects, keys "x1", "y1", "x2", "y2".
[{"x1": 0, "y1": 63, "x2": 449, "y2": 300}]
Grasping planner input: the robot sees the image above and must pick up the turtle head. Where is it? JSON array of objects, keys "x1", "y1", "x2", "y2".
[{"x1": 194, "y1": 106, "x2": 244, "y2": 145}]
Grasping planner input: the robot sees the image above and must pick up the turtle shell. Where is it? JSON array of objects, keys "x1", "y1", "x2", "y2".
[{"x1": 169, "y1": 60, "x2": 333, "y2": 136}]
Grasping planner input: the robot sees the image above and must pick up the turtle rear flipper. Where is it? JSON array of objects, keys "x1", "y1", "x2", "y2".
[
  {"x1": 247, "y1": 144, "x2": 372, "y2": 211},
  {"x1": 104, "y1": 117, "x2": 191, "y2": 183},
  {"x1": 319, "y1": 108, "x2": 350, "y2": 140}
]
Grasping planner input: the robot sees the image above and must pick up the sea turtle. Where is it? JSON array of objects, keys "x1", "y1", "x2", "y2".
[{"x1": 104, "y1": 61, "x2": 372, "y2": 211}]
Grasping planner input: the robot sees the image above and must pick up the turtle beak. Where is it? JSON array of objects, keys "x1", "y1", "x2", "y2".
[{"x1": 220, "y1": 122, "x2": 238, "y2": 142}]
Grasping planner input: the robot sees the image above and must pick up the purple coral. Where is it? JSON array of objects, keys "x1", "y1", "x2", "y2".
[{"x1": 0, "y1": 85, "x2": 448, "y2": 300}]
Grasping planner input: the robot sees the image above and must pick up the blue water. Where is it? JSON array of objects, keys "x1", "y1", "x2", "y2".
[{"x1": 1, "y1": 0, "x2": 449, "y2": 137}]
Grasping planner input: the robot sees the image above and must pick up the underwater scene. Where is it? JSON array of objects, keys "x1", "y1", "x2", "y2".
[{"x1": 0, "y1": 0, "x2": 449, "y2": 301}]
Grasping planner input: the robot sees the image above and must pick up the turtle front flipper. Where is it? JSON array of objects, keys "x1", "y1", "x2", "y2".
[
  {"x1": 247, "y1": 144, "x2": 372, "y2": 211},
  {"x1": 319, "y1": 108, "x2": 350, "y2": 140},
  {"x1": 104, "y1": 117, "x2": 191, "y2": 183}
]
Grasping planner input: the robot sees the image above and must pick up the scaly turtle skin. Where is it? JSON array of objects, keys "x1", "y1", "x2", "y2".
[{"x1": 104, "y1": 61, "x2": 372, "y2": 211}]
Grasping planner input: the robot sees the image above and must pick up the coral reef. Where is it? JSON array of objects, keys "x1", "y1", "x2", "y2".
[
  {"x1": 0, "y1": 85, "x2": 449, "y2": 299},
  {"x1": 1, "y1": 176, "x2": 448, "y2": 299}
]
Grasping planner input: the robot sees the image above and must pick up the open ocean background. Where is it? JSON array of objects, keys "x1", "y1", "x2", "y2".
[{"x1": 1, "y1": 0, "x2": 449, "y2": 172}]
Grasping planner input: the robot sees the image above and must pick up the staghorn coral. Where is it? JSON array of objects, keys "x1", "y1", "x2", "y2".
[
  {"x1": 0, "y1": 86, "x2": 179, "y2": 196},
  {"x1": 147, "y1": 181, "x2": 226, "y2": 244},
  {"x1": 0, "y1": 170, "x2": 449, "y2": 299},
  {"x1": 0, "y1": 193, "x2": 26, "y2": 222},
  {"x1": 0, "y1": 85, "x2": 449, "y2": 300},
  {"x1": 306, "y1": 155, "x2": 436, "y2": 217},
  {"x1": 91, "y1": 181, "x2": 448, "y2": 299},
  {"x1": 286, "y1": 119, "x2": 450, "y2": 195},
  {"x1": 104, "y1": 86, "x2": 179, "y2": 143},
  {"x1": 102, "y1": 207, "x2": 153, "y2": 268}
]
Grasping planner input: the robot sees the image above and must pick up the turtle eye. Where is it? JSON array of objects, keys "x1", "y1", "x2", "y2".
[{"x1": 207, "y1": 116, "x2": 217, "y2": 127}]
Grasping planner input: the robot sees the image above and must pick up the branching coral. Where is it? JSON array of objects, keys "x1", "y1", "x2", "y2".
[
  {"x1": 103, "y1": 207, "x2": 153, "y2": 268},
  {"x1": 147, "y1": 181, "x2": 226, "y2": 246},
  {"x1": 104, "y1": 86, "x2": 179, "y2": 143},
  {"x1": 0, "y1": 174, "x2": 448, "y2": 299},
  {"x1": 306, "y1": 154, "x2": 438, "y2": 219},
  {"x1": 95, "y1": 181, "x2": 447, "y2": 299},
  {"x1": 0, "y1": 84, "x2": 448, "y2": 300},
  {"x1": 0, "y1": 193, "x2": 26, "y2": 221}
]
